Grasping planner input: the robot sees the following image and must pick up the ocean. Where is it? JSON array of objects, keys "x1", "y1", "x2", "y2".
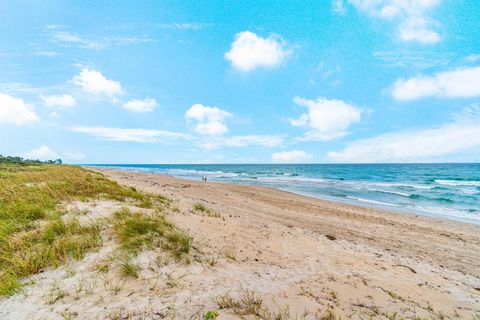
[{"x1": 92, "y1": 163, "x2": 480, "y2": 225}]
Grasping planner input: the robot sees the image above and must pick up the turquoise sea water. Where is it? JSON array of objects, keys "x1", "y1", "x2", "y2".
[{"x1": 92, "y1": 164, "x2": 480, "y2": 225}]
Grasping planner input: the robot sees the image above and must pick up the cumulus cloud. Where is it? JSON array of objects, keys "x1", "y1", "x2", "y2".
[
  {"x1": 70, "y1": 126, "x2": 187, "y2": 143},
  {"x1": 340, "y1": 0, "x2": 442, "y2": 44},
  {"x1": 328, "y1": 115, "x2": 480, "y2": 163},
  {"x1": 73, "y1": 68, "x2": 123, "y2": 98},
  {"x1": 122, "y1": 98, "x2": 158, "y2": 112},
  {"x1": 0, "y1": 93, "x2": 39, "y2": 125},
  {"x1": 392, "y1": 66, "x2": 480, "y2": 100},
  {"x1": 224, "y1": 31, "x2": 290, "y2": 71},
  {"x1": 289, "y1": 97, "x2": 361, "y2": 141},
  {"x1": 23, "y1": 146, "x2": 58, "y2": 161},
  {"x1": 185, "y1": 103, "x2": 232, "y2": 135},
  {"x1": 41, "y1": 94, "x2": 76, "y2": 108},
  {"x1": 200, "y1": 135, "x2": 284, "y2": 150},
  {"x1": 272, "y1": 150, "x2": 312, "y2": 163}
]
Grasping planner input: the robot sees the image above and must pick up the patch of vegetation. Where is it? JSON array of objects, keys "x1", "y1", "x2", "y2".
[
  {"x1": 0, "y1": 154, "x2": 62, "y2": 165},
  {"x1": 0, "y1": 164, "x2": 168, "y2": 296},
  {"x1": 203, "y1": 310, "x2": 219, "y2": 319},
  {"x1": 46, "y1": 280, "x2": 68, "y2": 305},
  {"x1": 113, "y1": 208, "x2": 190, "y2": 259},
  {"x1": 119, "y1": 255, "x2": 141, "y2": 278},
  {"x1": 216, "y1": 289, "x2": 292, "y2": 320},
  {"x1": 192, "y1": 203, "x2": 220, "y2": 217},
  {"x1": 0, "y1": 216, "x2": 101, "y2": 296},
  {"x1": 205, "y1": 254, "x2": 218, "y2": 267},
  {"x1": 388, "y1": 290, "x2": 399, "y2": 300},
  {"x1": 216, "y1": 289, "x2": 263, "y2": 317},
  {"x1": 224, "y1": 247, "x2": 237, "y2": 261},
  {"x1": 319, "y1": 307, "x2": 337, "y2": 320}
]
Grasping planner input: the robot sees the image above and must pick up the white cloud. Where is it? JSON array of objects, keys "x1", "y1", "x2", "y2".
[
  {"x1": 272, "y1": 150, "x2": 313, "y2": 163},
  {"x1": 122, "y1": 98, "x2": 158, "y2": 112},
  {"x1": 23, "y1": 146, "x2": 58, "y2": 161},
  {"x1": 185, "y1": 103, "x2": 232, "y2": 135},
  {"x1": 50, "y1": 30, "x2": 154, "y2": 50},
  {"x1": 290, "y1": 97, "x2": 361, "y2": 141},
  {"x1": 200, "y1": 135, "x2": 284, "y2": 150},
  {"x1": 392, "y1": 66, "x2": 480, "y2": 100},
  {"x1": 328, "y1": 118, "x2": 480, "y2": 163},
  {"x1": 0, "y1": 93, "x2": 39, "y2": 125},
  {"x1": 53, "y1": 31, "x2": 99, "y2": 47},
  {"x1": 73, "y1": 68, "x2": 123, "y2": 97},
  {"x1": 70, "y1": 126, "x2": 187, "y2": 143},
  {"x1": 398, "y1": 16, "x2": 441, "y2": 44},
  {"x1": 224, "y1": 31, "x2": 290, "y2": 71},
  {"x1": 41, "y1": 94, "x2": 76, "y2": 108},
  {"x1": 33, "y1": 51, "x2": 59, "y2": 57},
  {"x1": 374, "y1": 50, "x2": 452, "y2": 69},
  {"x1": 465, "y1": 54, "x2": 480, "y2": 63},
  {"x1": 343, "y1": 0, "x2": 442, "y2": 44}
]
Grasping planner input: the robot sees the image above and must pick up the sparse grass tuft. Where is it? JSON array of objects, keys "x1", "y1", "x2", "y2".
[
  {"x1": 193, "y1": 203, "x2": 208, "y2": 212},
  {"x1": 113, "y1": 208, "x2": 190, "y2": 258},
  {"x1": 224, "y1": 247, "x2": 237, "y2": 261},
  {"x1": 119, "y1": 255, "x2": 141, "y2": 278},
  {"x1": 319, "y1": 307, "x2": 337, "y2": 320},
  {"x1": 216, "y1": 289, "x2": 294, "y2": 320},
  {"x1": 216, "y1": 289, "x2": 263, "y2": 316},
  {"x1": 206, "y1": 254, "x2": 218, "y2": 267},
  {"x1": 388, "y1": 290, "x2": 399, "y2": 300},
  {"x1": 192, "y1": 203, "x2": 220, "y2": 217},
  {"x1": 203, "y1": 310, "x2": 219, "y2": 319}
]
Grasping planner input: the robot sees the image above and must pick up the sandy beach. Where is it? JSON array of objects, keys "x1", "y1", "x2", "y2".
[
  {"x1": 2, "y1": 167, "x2": 479, "y2": 319},
  {"x1": 94, "y1": 168, "x2": 480, "y2": 318}
]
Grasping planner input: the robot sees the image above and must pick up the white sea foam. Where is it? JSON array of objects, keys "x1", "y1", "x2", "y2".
[
  {"x1": 435, "y1": 179, "x2": 480, "y2": 187},
  {"x1": 166, "y1": 169, "x2": 242, "y2": 178},
  {"x1": 461, "y1": 188, "x2": 479, "y2": 195},
  {"x1": 413, "y1": 205, "x2": 480, "y2": 223},
  {"x1": 346, "y1": 196, "x2": 400, "y2": 207},
  {"x1": 366, "y1": 188, "x2": 411, "y2": 197}
]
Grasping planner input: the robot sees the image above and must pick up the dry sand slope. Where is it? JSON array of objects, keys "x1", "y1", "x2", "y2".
[
  {"x1": 2, "y1": 167, "x2": 479, "y2": 320},
  {"x1": 94, "y1": 168, "x2": 480, "y2": 319}
]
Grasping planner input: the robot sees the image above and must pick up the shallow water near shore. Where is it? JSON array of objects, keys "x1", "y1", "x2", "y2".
[{"x1": 90, "y1": 163, "x2": 480, "y2": 224}]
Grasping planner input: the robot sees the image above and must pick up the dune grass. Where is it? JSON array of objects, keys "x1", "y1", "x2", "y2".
[
  {"x1": 113, "y1": 207, "x2": 190, "y2": 259},
  {"x1": 0, "y1": 164, "x2": 162, "y2": 296},
  {"x1": 192, "y1": 203, "x2": 220, "y2": 217},
  {"x1": 118, "y1": 255, "x2": 141, "y2": 278}
]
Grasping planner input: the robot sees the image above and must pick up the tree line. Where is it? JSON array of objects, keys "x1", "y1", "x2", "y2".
[{"x1": 0, "y1": 155, "x2": 62, "y2": 165}]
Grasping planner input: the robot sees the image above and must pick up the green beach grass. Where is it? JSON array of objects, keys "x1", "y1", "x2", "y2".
[{"x1": 0, "y1": 164, "x2": 188, "y2": 296}]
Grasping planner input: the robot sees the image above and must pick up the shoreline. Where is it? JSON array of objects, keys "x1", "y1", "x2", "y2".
[{"x1": 88, "y1": 164, "x2": 480, "y2": 226}]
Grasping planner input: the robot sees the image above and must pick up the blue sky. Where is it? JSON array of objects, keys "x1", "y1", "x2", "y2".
[{"x1": 1, "y1": 0, "x2": 480, "y2": 164}]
